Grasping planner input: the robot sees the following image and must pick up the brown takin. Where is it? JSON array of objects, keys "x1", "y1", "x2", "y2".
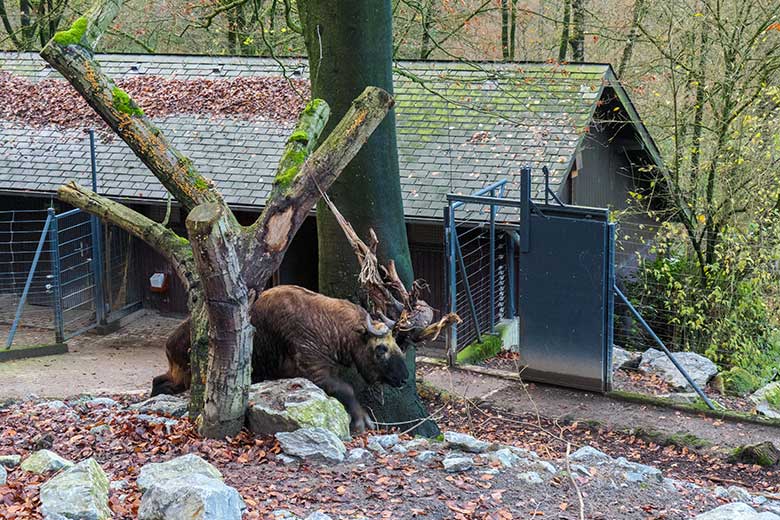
[{"x1": 151, "y1": 285, "x2": 408, "y2": 432}]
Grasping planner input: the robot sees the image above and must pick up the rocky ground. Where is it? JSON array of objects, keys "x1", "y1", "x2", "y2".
[{"x1": 1, "y1": 389, "x2": 779, "y2": 519}]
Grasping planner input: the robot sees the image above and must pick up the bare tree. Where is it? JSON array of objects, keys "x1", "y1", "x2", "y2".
[{"x1": 41, "y1": 0, "x2": 393, "y2": 439}]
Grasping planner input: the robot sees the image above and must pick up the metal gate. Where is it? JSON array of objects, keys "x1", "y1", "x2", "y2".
[{"x1": 445, "y1": 167, "x2": 615, "y2": 393}]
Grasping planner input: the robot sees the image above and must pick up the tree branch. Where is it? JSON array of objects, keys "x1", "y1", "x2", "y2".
[
  {"x1": 242, "y1": 86, "x2": 394, "y2": 290},
  {"x1": 40, "y1": 2, "x2": 233, "y2": 219},
  {"x1": 57, "y1": 181, "x2": 197, "y2": 292}
]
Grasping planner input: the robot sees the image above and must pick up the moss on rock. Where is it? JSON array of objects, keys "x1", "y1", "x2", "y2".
[
  {"x1": 729, "y1": 441, "x2": 780, "y2": 467},
  {"x1": 722, "y1": 367, "x2": 760, "y2": 397},
  {"x1": 53, "y1": 17, "x2": 88, "y2": 47}
]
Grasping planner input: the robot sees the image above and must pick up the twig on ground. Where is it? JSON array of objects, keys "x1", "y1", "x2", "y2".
[{"x1": 566, "y1": 442, "x2": 586, "y2": 520}]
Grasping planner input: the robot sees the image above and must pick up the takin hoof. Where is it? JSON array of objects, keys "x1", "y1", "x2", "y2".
[{"x1": 350, "y1": 412, "x2": 375, "y2": 434}]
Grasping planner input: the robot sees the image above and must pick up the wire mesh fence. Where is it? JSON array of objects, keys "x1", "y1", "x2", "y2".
[
  {"x1": 1, "y1": 206, "x2": 142, "y2": 349},
  {"x1": 613, "y1": 215, "x2": 780, "y2": 374},
  {"x1": 446, "y1": 181, "x2": 518, "y2": 359}
]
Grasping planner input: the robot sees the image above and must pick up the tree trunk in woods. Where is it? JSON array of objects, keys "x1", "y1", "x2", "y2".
[
  {"x1": 617, "y1": 0, "x2": 645, "y2": 78},
  {"x1": 42, "y1": 0, "x2": 394, "y2": 439},
  {"x1": 501, "y1": 0, "x2": 510, "y2": 61},
  {"x1": 570, "y1": 0, "x2": 585, "y2": 62},
  {"x1": 558, "y1": 0, "x2": 571, "y2": 62},
  {"x1": 298, "y1": 0, "x2": 439, "y2": 437}
]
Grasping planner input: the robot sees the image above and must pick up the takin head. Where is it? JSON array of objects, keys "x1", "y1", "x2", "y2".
[{"x1": 360, "y1": 314, "x2": 408, "y2": 388}]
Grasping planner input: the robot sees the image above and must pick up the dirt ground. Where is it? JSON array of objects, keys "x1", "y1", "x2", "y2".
[
  {"x1": 419, "y1": 364, "x2": 780, "y2": 450},
  {"x1": 0, "y1": 312, "x2": 178, "y2": 399}
]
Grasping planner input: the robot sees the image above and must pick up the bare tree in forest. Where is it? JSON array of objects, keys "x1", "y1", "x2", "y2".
[
  {"x1": 41, "y1": 0, "x2": 393, "y2": 439},
  {"x1": 500, "y1": 0, "x2": 517, "y2": 61},
  {"x1": 297, "y1": 0, "x2": 439, "y2": 437},
  {"x1": 0, "y1": 0, "x2": 69, "y2": 50},
  {"x1": 617, "y1": 0, "x2": 646, "y2": 77}
]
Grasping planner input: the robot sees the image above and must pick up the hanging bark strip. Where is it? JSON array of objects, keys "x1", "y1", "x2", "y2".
[{"x1": 42, "y1": 0, "x2": 394, "y2": 439}]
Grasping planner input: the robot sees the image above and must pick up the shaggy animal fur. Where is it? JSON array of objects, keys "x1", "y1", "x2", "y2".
[{"x1": 151, "y1": 285, "x2": 408, "y2": 432}]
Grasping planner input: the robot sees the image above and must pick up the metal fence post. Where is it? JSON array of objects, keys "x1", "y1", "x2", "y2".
[
  {"x1": 520, "y1": 166, "x2": 531, "y2": 253},
  {"x1": 88, "y1": 129, "x2": 107, "y2": 326},
  {"x1": 507, "y1": 235, "x2": 516, "y2": 317},
  {"x1": 49, "y1": 209, "x2": 65, "y2": 344},
  {"x1": 445, "y1": 203, "x2": 458, "y2": 366},
  {"x1": 489, "y1": 188, "x2": 496, "y2": 333},
  {"x1": 5, "y1": 211, "x2": 53, "y2": 349}
]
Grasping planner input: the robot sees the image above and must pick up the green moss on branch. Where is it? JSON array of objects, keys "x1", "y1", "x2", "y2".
[
  {"x1": 53, "y1": 17, "x2": 88, "y2": 47},
  {"x1": 112, "y1": 87, "x2": 144, "y2": 117}
]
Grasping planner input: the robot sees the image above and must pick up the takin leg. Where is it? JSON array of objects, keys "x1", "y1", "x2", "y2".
[
  {"x1": 150, "y1": 319, "x2": 191, "y2": 396},
  {"x1": 313, "y1": 371, "x2": 374, "y2": 433}
]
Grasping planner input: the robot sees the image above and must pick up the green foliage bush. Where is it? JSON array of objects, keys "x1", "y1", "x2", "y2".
[
  {"x1": 621, "y1": 215, "x2": 780, "y2": 383},
  {"x1": 456, "y1": 335, "x2": 502, "y2": 365}
]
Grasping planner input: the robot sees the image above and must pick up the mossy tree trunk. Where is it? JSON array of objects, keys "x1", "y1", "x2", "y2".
[
  {"x1": 42, "y1": 0, "x2": 394, "y2": 439},
  {"x1": 298, "y1": 0, "x2": 439, "y2": 437}
]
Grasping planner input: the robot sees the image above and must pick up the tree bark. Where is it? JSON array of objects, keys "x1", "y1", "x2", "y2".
[
  {"x1": 617, "y1": 0, "x2": 645, "y2": 78},
  {"x1": 186, "y1": 203, "x2": 253, "y2": 438},
  {"x1": 501, "y1": 0, "x2": 509, "y2": 61},
  {"x1": 570, "y1": 0, "x2": 585, "y2": 62},
  {"x1": 558, "y1": 0, "x2": 571, "y2": 62},
  {"x1": 298, "y1": 0, "x2": 438, "y2": 437}
]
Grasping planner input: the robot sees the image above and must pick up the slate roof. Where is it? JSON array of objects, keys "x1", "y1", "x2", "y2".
[{"x1": 0, "y1": 52, "x2": 662, "y2": 221}]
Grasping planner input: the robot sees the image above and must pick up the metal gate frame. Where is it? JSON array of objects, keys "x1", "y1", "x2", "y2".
[{"x1": 445, "y1": 166, "x2": 615, "y2": 392}]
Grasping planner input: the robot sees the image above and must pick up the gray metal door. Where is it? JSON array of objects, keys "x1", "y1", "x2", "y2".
[{"x1": 517, "y1": 206, "x2": 614, "y2": 392}]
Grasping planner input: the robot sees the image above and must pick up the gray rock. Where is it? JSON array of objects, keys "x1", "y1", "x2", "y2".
[
  {"x1": 518, "y1": 471, "x2": 543, "y2": 484},
  {"x1": 40, "y1": 458, "x2": 111, "y2": 520},
  {"x1": 137, "y1": 414, "x2": 179, "y2": 434},
  {"x1": 444, "y1": 431, "x2": 490, "y2": 453},
  {"x1": 612, "y1": 346, "x2": 641, "y2": 371},
  {"x1": 276, "y1": 454, "x2": 299, "y2": 465},
  {"x1": 486, "y1": 448, "x2": 521, "y2": 468},
  {"x1": 725, "y1": 485, "x2": 754, "y2": 503},
  {"x1": 305, "y1": 513, "x2": 333, "y2": 520},
  {"x1": 367, "y1": 434, "x2": 399, "y2": 450},
  {"x1": 694, "y1": 502, "x2": 780, "y2": 519},
  {"x1": 401, "y1": 438, "x2": 430, "y2": 451},
  {"x1": 415, "y1": 451, "x2": 438, "y2": 464},
  {"x1": 615, "y1": 457, "x2": 663, "y2": 483},
  {"x1": 110, "y1": 479, "x2": 129, "y2": 491},
  {"x1": 37, "y1": 400, "x2": 68, "y2": 410},
  {"x1": 532, "y1": 460, "x2": 558, "y2": 474},
  {"x1": 247, "y1": 379, "x2": 351, "y2": 441},
  {"x1": 0, "y1": 454, "x2": 21, "y2": 468},
  {"x1": 138, "y1": 473, "x2": 245, "y2": 520},
  {"x1": 391, "y1": 444, "x2": 408, "y2": 454},
  {"x1": 89, "y1": 425, "x2": 111, "y2": 439},
  {"x1": 20, "y1": 450, "x2": 73, "y2": 474},
  {"x1": 442, "y1": 454, "x2": 473, "y2": 473},
  {"x1": 0, "y1": 465, "x2": 6, "y2": 485},
  {"x1": 750, "y1": 382, "x2": 780, "y2": 419},
  {"x1": 346, "y1": 448, "x2": 372, "y2": 463},
  {"x1": 639, "y1": 348, "x2": 717, "y2": 390},
  {"x1": 271, "y1": 511, "x2": 299, "y2": 519},
  {"x1": 130, "y1": 394, "x2": 189, "y2": 417},
  {"x1": 569, "y1": 446, "x2": 612, "y2": 465},
  {"x1": 275, "y1": 428, "x2": 346, "y2": 463},
  {"x1": 137, "y1": 454, "x2": 222, "y2": 493}
]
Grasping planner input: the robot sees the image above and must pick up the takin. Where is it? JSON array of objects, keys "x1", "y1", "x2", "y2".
[{"x1": 151, "y1": 285, "x2": 409, "y2": 432}]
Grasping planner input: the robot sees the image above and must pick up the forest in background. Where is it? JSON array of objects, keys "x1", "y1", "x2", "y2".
[{"x1": 2, "y1": 0, "x2": 780, "y2": 386}]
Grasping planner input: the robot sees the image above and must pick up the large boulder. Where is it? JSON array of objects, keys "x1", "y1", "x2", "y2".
[
  {"x1": 275, "y1": 428, "x2": 346, "y2": 463},
  {"x1": 750, "y1": 382, "x2": 780, "y2": 419},
  {"x1": 20, "y1": 450, "x2": 73, "y2": 475},
  {"x1": 247, "y1": 379, "x2": 350, "y2": 441},
  {"x1": 137, "y1": 454, "x2": 222, "y2": 493},
  {"x1": 130, "y1": 394, "x2": 189, "y2": 417},
  {"x1": 0, "y1": 454, "x2": 21, "y2": 468},
  {"x1": 694, "y1": 502, "x2": 780, "y2": 519},
  {"x1": 39, "y1": 458, "x2": 111, "y2": 520},
  {"x1": 612, "y1": 346, "x2": 641, "y2": 372},
  {"x1": 138, "y1": 473, "x2": 245, "y2": 520},
  {"x1": 638, "y1": 348, "x2": 717, "y2": 390}
]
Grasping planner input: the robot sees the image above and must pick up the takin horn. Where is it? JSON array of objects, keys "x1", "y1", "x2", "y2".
[{"x1": 365, "y1": 313, "x2": 391, "y2": 337}]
